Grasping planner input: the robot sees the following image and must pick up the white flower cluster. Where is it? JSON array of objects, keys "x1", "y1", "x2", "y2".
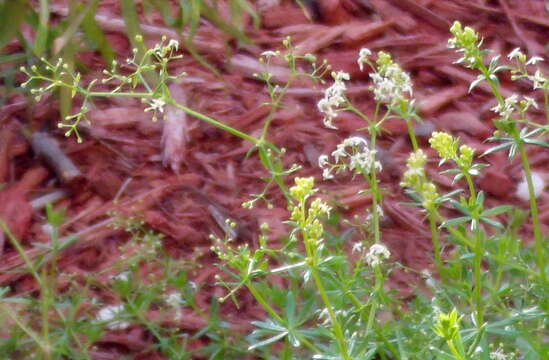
[
  {"x1": 531, "y1": 69, "x2": 547, "y2": 89},
  {"x1": 317, "y1": 71, "x2": 350, "y2": 129},
  {"x1": 143, "y1": 98, "x2": 167, "y2": 122},
  {"x1": 366, "y1": 243, "x2": 391, "y2": 267},
  {"x1": 508, "y1": 47, "x2": 543, "y2": 65},
  {"x1": 507, "y1": 48, "x2": 547, "y2": 90},
  {"x1": 95, "y1": 304, "x2": 130, "y2": 330},
  {"x1": 357, "y1": 48, "x2": 372, "y2": 71},
  {"x1": 491, "y1": 94, "x2": 537, "y2": 118},
  {"x1": 165, "y1": 292, "x2": 183, "y2": 321},
  {"x1": 489, "y1": 347, "x2": 514, "y2": 360},
  {"x1": 370, "y1": 64, "x2": 413, "y2": 105},
  {"x1": 152, "y1": 38, "x2": 180, "y2": 58},
  {"x1": 358, "y1": 48, "x2": 413, "y2": 106},
  {"x1": 318, "y1": 136, "x2": 381, "y2": 179}
]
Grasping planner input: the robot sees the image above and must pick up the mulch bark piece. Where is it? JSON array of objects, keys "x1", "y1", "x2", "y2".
[{"x1": 1, "y1": 0, "x2": 548, "y2": 357}]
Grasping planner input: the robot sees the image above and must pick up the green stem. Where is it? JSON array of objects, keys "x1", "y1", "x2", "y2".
[
  {"x1": 405, "y1": 118, "x2": 419, "y2": 151},
  {"x1": 463, "y1": 172, "x2": 477, "y2": 205},
  {"x1": 543, "y1": 89, "x2": 549, "y2": 124},
  {"x1": 428, "y1": 211, "x2": 444, "y2": 280},
  {"x1": 369, "y1": 124, "x2": 382, "y2": 245},
  {"x1": 0, "y1": 221, "x2": 43, "y2": 287},
  {"x1": 477, "y1": 62, "x2": 504, "y2": 106},
  {"x1": 171, "y1": 102, "x2": 259, "y2": 145},
  {"x1": 310, "y1": 268, "x2": 352, "y2": 360},
  {"x1": 0, "y1": 303, "x2": 49, "y2": 355},
  {"x1": 517, "y1": 142, "x2": 546, "y2": 281},
  {"x1": 346, "y1": 291, "x2": 401, "y2": 359},
  {"x1": 473, "y1": 230, "x2": 484, "y2": 327},
  {"x1": 365, "y1": 267, "x2": 384, "y2": 340},
  {"x1": 87, "y1": 91, "x2": 152, "y2": 98},
  {"x1": 300, "y1": 203, "x2": 350, "y2": 359}
]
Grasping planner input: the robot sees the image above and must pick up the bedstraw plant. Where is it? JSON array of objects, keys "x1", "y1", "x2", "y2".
[{"x1": 4, "y1": 21, "x2": 549, "y2": 359}]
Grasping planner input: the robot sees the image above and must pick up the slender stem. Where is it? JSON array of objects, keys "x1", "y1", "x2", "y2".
[
  {"x1": 543, "y1": 89, "x2": 549, "y2": 124},
  {"x1": 464, "y1": 174, "x2": 477, "y2": 205},
  {"x1": 473, "y1": 230, "x2": 484, "y2": 327},
  {"x1": 365, "y1": 267, "x2": 384, "y2": 340},
  {"x1": 311, "y1": 268, "x2": 352, "y2": 360},
  {"x1": 171, "y1": 102, "x2": 259, "y2": 144},
  {"x1": 0, "y1": 221, "x2": 43, "y2": 287},
  {"x1": 87, "y1": 91, "x2": 152, "y2": 98},
  {"x1": 477, "y1": 62, "x2": 505, "y2": 106},
  {"x1": 0, "y1": 303, "x2": 49, "y2": 355},
  {"x1": 405, "y1": 118, "x2": 419, "y2": 151},
  {"x1": 428, "y1": 211, "x2": 444, "y2": 280},
  {"x1": 301, "y1": 230, "x2": 351, "y2": 357},
  {"x1": 461, "y1": 169, "x2": 484, "y2": 327},
  {"x1": 346, "y1": 291, "x2": 401, "y2": 359},
  {"x1": 517, "y1": 142, "x2": 547, "y2": 282},
  {"x1": 368, "y1": 122, "x2": 382, "y2": 245}
]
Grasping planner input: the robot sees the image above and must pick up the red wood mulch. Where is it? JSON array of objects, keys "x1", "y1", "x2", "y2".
[{"x1": 1, "y1": 0, "x2": 549, "y2": 358}]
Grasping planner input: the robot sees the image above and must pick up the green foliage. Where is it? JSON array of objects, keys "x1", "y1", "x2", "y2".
[{"x1": 4, "y1": 19, "x2": 549, "y2": 360}]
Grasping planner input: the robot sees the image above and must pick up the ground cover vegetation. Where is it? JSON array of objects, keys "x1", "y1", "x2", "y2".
[{"x1": 0, "y1": 1, "x2": 548, "y2": 359}]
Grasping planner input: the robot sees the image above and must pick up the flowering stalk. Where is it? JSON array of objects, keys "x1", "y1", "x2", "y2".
[
  {"x1": 449, "y1": 21, "x2": 547, "y2": 282},
  {"x1": 429, "y1": 131, "x2": 487, "y2": 326},
  {"x1": 289, "y1": 178, "x2": 352, "y2": 360},
  {"x1": 401, "y1": 150, "x2": 444, "y2": 278}
]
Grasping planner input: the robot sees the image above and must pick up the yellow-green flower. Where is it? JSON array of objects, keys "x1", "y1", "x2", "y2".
[{"x1": 429, "y1": 132, "x2": 458, "y2": 160}]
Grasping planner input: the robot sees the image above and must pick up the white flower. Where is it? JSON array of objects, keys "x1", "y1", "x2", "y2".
[
  {"x1": 507, "y1": 47, "x2": 524, "y2": 60},
  {"x1": 317, "y1": 71, "x2": 350, "y2": 129},
  {"x1": 491, "y1": 94, "x2": 518, "y2": 118},
  {"x1": 369, "y1": 63, "x2": 412, "y2": 105},
  {"x1": 349, "y1": 151, "x2": 378, "y2": 172},
  {"x1": 164, "y1": 292, "x2": 183, "y2": 321},
  {"x1": 96, "y1": 304, "x2": 130, "y2": 330},
  {"x1": 521, "y1": 96, "x2": 538, "y2": 111},
  {"x1": 531, "y1": 69, "x2": 547, "y2": 89},
  {"x1": 357, "y1": 48, "x2": 372, "y2": 71},
  {"x1": 317, "y1": 98, "x2": 340, "y2": 129},
  {"x1": 352, "y1": 241, "x2": 364, "y2": 253},
  {"x1": 342, "y1": 136, "x2": 368, "y2": 147},
  {"x1": 490, "y1": 348, "x2": 511, "y2": 360},
  {"x1": 318, "y1": 154, "x2": 329, "y2": 168},
  {"x1": 421, "y1": 269, "x2": 436, "y2": 289},
  {"x1": 261, "y1": 50, "x2": 279, "y2": 59},
  {"x1": 526, "y1": 56, "x2": 543, "y2": 65},
  {"x1": 144, "y1": 98, "x2": 166, "y2": 114},
  {"x1": 165, "y1": 292, "x2": 182, "y2": 308},
  {"x1": 516, "y1": 172, "x2": 545, "y2": 201},
  {"x1": 366, "y1": 243, "x2": 390, "y2": 267},
  {"x1": 112, "y1": 271, "x2": 130, "y2": 282},
  {"x1": 167, "y1": 39, "x2": 179, "y2": 51},
  {"x1": 318, "y1": 154, "x2": 333, "y2": 180}
]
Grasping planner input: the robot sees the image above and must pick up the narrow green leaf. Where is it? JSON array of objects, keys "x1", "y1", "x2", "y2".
[
  {"x1": 248, "y1": 331, "x2": 287, "y2": 350},
  {"x1": 481, "y1": 142, "x2": 512, "y2": 157},
  {"x1": 34, "y1": 0, "x2": 50, "y2": 56},
  {"x1": 482, "y1": 205, "x2": 514, "y2": 217},
  {"x1": 442, "y1": 216, "x2": 471, "y2": 228},
  {"x1": 120, "y1": 0, "x2": 145, "y2": 51},
  {"x1": 53, "y1": 1, "x2": 94, "y2": 55},
  {"x1": 81, "y1": 0, "x2": 115, "y2": 64},
  {"x1": 0, "y1": 0, "x2": 29, "y2": 52},
  {"x1": 149, "y1": 0, "x2": 176, "y2": 26},
  {"x1": 523, "y1": 138, "x2": 549, "y2": 147},
  {"x1": 480, "y1": 217, "x2": 504, "y2": 229}
]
